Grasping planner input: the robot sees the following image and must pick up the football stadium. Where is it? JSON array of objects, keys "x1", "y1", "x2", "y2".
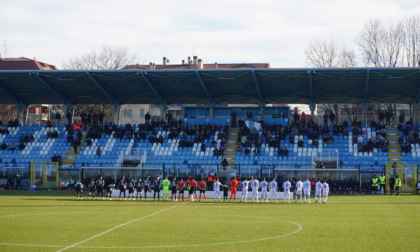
[
  {"x1": 2, "y1": 2, "x2": 420, "y2": 251},
  {"x1": 0, "y1": 67, "x2": 419, "y2": 251}
]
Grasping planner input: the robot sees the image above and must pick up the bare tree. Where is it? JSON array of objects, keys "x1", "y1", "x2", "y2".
[
  {"x1": 62, "y1": 45, "x2": 138, "y2": 70},
  {"x1": 356, "y1": 18, "x2": 404, "y2": 67},
  {"x1": 62, "y1": 45, "x2": 139, "y2": 122},
  {"x1": 305, "y1": 40, "x2": 358, "y2": 123},
  {"x1": 403, "y1": 15, "x2": 420, "y2": 67},
  {"x1": 305, "y1": 39, "x2": 357, "y2": 68}
]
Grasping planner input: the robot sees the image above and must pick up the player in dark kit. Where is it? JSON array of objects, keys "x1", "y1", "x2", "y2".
[
  {"x1": 143, "y1": 176, "x2": 151, "y2": 201},
  {"x1": 221, "y1": 182, "x2": 229, "y2": 201},
  {"x1": 127, "y1": 177, "x2": 135, "y2": 200},
  {"x1": 76, "y1": 183, "x2": 84, "y2": 199},
  {"x1": 96, "y1": 176, "x2": 105, "y2": 200},
  {"x1": 171, "y1": 177, "x2": 178, "y2": 201},
  {"x1": 88, "y1": 177, "x2": 97, "y2": 199},
  {"x1": 136, "y1": 177, "x2": 144, "y2": 200},
  {"x1": 152, "y1": 176, "x2": 161, "y2": 201},
  {"x1": 118, "y1": 176, "x2": 127, "y2": 200}
]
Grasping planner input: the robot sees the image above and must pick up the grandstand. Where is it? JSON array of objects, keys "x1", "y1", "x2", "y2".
[{"x1": 0, "y1": 68, "x2": 419, "y2": 192}]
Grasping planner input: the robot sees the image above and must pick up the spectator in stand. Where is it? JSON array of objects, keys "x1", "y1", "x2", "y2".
[
  {"x1": 293, "y1": 112, "x2": 299, "y2": 126},
  {"x1": 399, "y1": 111, "x2": 405, "y2": 124},
  {"x1": 87, "y1": 113, "x2": 92, "y2": 127},
  {"x1": 221, "y1": 158, "x2": 228, "y2": 169},
  {"x1": 386, "y1": 108, "x2": 392, "y2": 126},
  {"x1": 66, "y1": 111, "x2": 72, "y2": 124},
  {"x1": 86, "y1": 137, "x2": 92, "y2": 147},
  {"x1": 244, "y1": 147, "x2": 250, "y2": 156},
  {"x1": 145, "y1": 111, "x2": 151, "y2": 124},
  {"x1": 230, "y1": 110, "x2": 237, "y2": 127},
  {"x1": 329, "y1": 112, "x2": 335, "y2": 125},
  {"x1": 96, "y1": 146, "x2": 102, "y2": 157},
  {"x1": 200, "y1": 143, "x2": 206, "y2": 152},
  {"x1": 301, "y1": 112, "x2": 307, "y2": 123},
  {"x1": 378, "y1": 111, "x2": 385, "y2": 124},
  {"x1": 55, "y1": 112, "x2": 61, "y2": 124},
  {"x1": 1, "y1": 142, "x2": 7, "y2": 150},
  {"x1": 253, "y1": 147, "x2": 260, "y2": 156},
  {"x1": 72, "y1": 139, "x2": 79, "y2": 154},
  {"x1": 77, "y1": 131, "x2": 82, "y2": 143},
  {"x1": 99, "y1": 112, "x2": 104, "y2": 125},
  {"x1": 80, "y1": 112, "x2": 87, "y2": 128},
  {"x1": 18, "y1": 142, "x2": 25, "y2": 151},
  {"x1": 9, "y1": 142, "x2": 16, "y2": 151},
  {"x1": 323, "y1": 113, "x2": 328, "y2": 126},
  {"x1": 46, "y1": 120, "x2": 53, "y2": 128}
]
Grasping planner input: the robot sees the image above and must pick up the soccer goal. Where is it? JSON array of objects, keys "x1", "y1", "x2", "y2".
[{"x1": 30, "y1": 162, "x2": 59, "y2": 188}]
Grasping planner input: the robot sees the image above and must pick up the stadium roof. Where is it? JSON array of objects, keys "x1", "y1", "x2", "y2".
[{"x1": 0, "y1": 68, "x2": 419, "y2": 106}]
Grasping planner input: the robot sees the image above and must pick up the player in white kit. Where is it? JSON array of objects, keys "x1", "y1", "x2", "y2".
[
  {"x1": 295, "y1": 178, "x2": 303, "y2": 203},
  {"x1": 260, "y1": 178, "x2": 268, "y2": 203},
  {"x1": 315, "y1": 179, "x2": 322, "y2": 203},
  {"x1": 269, "y1": 178, "x2": 278, "y2": 203},
  {"x1": 322, "y1": 180, "x2": 329, "y2": 203},
  {"x1": 251, "y1": 177, "x2": 260, "y2": 202},
  {"x1": 283, "y1": 178, "x2": 291, "y2": 203},
  {"x1": 213, "y1": 179, "x2": 222, "y2": 201},
  {"x1": 241, "y1": 178, "x2": 250, "y2": 202},
  {"x1": 303, "y1": 177, "x2": 311, "y2": 203}
]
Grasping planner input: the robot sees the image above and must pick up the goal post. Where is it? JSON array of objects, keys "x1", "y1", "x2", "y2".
[{"x1": 30, "y1": 162, "x2": 59, "y2": 189}]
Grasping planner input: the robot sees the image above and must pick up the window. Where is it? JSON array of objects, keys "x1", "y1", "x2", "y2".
[{"x1": 124, "y1": 109, "x2": 133, "y2": 118}]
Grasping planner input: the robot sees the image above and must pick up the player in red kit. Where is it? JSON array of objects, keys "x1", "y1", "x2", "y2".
[
  {"x1": 189, "y1": 178, "x2": 198, "y2": 201},
  {"x1": 198, "y1": 179, "x2": 207, "y2": 201},
  {"x1": 229, "y1": 176, "x2": 240, "y2": 202},
  {"x1": 177, "y1": 178, "x2": 185, "y2": 201}
]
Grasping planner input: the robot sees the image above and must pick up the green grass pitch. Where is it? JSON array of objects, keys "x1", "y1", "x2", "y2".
[{"x1": 0, "y1": 190, "x2": 419, "y2": 251}]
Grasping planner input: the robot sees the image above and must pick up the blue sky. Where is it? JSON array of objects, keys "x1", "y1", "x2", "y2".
[{"x1": 1, "y1": 0, "x2": 419, "y2": 68}]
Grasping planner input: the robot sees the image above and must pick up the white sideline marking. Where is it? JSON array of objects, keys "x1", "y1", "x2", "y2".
[
  {"x1": 56, "y1": 202, "x2": 186, "y2": 252},
  {"x1": 0, "y1": 212, "x2": 102, "y2": 218}
]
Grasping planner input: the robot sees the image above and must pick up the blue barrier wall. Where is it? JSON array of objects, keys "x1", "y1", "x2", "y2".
[
  {"x1": 185, "y1": 106, "x2": 290, "y2": 121},
  {"x1": 184, "y1": 118, "x2": 229, "y2": 125}
]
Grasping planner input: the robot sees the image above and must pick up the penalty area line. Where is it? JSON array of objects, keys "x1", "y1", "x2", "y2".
[{"x1": 56, "y1": 202, "x2": 186, "y2": 252}]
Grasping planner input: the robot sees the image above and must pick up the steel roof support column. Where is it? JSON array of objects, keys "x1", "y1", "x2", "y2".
[
  {"x1": 309, "y1": 103, "x2": 316, "y2": 117},
  {"x1": 308, "y1": 70, "x2": 315, "y2": 116},
  {"x1": 63, "y1": 103, "x2": 74, "y2": 124},
  {"x1": 86, "y1": 72, "x2": 119, "y2": 105},
  {"x1": 251, "y1": 70, "x2": 265, "y2": 106},
  {"x1": 16, "y1": 102, "x2": 28, "y2": 125},
  {"x1": 209, "y1": 103, "x2": 215, "y2": 118},
  {"x1": 195, "y1": 71, "x2": 213, "y2": 104},
  {"x1": 111, "y1": 103, "x2": 121, "y2": 125},
  {"x1": 160, "y1": 103, "x2": 167, "y2": 121},
  {"x1": 139, "y1": 72, "x2": 166, "y2": 105},
  {"x1": 363, "y1": 69, "x2": 370, "y2": 104},
  {"x1": 32, "y1": 72, "x2": 71, "y2": 105}
]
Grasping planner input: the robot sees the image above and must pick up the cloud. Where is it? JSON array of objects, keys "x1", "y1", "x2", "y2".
[{"x1": 0, "y1": 0, "x2": 419, "y2": 68}]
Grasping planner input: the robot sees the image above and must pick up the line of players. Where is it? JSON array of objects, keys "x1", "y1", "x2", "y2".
[{"x1": 75, "y1": 175, "x2": 329, "y2": 203}]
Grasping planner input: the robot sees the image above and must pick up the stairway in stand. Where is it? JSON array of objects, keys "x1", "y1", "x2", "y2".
[
  {"x1": 62, "y1": 134, "x2": 86, "y2": 167},
  {"x1": 223, "y1": 128, "x2": 239, "y2": 166},
  {"x1": 387, "y1": 128, "x2": 402, "y2": 163}
]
